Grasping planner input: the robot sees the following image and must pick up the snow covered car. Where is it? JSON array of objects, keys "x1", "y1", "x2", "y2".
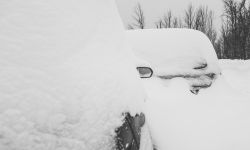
[
  {"x1": 127, "y1": 29, "x2": 250, "y2": 150},
  {"x1": 0, "y1": 1, "x2": 153, "y2": 150},
  {"x1": 128, "y1": 29, "x2": 221, "y2": 94}
]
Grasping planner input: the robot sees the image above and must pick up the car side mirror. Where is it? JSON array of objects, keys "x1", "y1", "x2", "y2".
[{"x1": 136, "y1": 67, "x2": 153, "y2": 78}]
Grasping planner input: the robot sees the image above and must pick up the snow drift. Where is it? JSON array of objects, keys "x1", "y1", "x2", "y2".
[
  {"x1": 0, "y1": 0, "x2": 146, "y2": 150},
  {"x1": 144, "y1": 75, "x2": 250, "y2": 150},
  {"x1": 126, "y1": 29, "x2": 220, "y2": 76},
  {"x1": 219, "y1": 60, "x2": 250, "y2": 95},
  {"x1": 127, "y1": 29, "x2": 221, "y2": 93},
  {"x1": 129, "y1": 29, "x2": 250, "y2": 150}
]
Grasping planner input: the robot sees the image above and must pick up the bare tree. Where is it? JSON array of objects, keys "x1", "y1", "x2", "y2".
[
  {"x1": 206, "y1": 10, "x2": 217, "y2": 46},
  {"x1": 185, "y1": 5, "x2": 218, "y2": 48},
  {"x1": 194, "y1": 6, "x2": 209, "y2": 32},
  {"x1": 173, "y1": 17, "x2": 179, "y2": 28},
  {"x1": 128, "y1": 3, "x2": 145, "y2": 29},
  {"x1": 184, "y1": 4, "x2": 195, "y2": 28},
  {"x1": 155, "y1": 11, "x2": 182, "y2": 28},
  {"x1": 221, "y1": 0, "x2": 250, "y2": 59},
  {"x1": 163, "y1": 11, "x2": 173, "y2": 28},
  {"x1": 155, "y1": 20, "x2": 163, "y2": 29}
]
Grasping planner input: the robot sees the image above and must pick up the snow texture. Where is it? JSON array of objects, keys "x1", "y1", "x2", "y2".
[
  {"x1": 143, "y1": 75, "x2": 250, "y2": 150},
  {"x1": 219, "y1": 60, "x2": 250, "y2": 96},
  {"x1": 127, "y1": 29, "x2": 221, "y2": 93},
  {"x1": 0, "y1": 0, "x2": 146, "y2": 150},
  {"x1": 129, "y1": 30, "x2": 250, "y2": 150},
  {"x1": 126, "y1": 29, "x2": 221, "y2": 77}
]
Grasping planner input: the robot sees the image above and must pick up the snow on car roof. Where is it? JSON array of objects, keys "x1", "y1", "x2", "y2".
[{"x1": 126, "y1": 29, "x2": 221, "y2": 76}]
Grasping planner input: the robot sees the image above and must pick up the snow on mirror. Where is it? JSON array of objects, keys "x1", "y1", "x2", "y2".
[{"x1": 137, "y1": 67, "x2": 153, "y2": 78}]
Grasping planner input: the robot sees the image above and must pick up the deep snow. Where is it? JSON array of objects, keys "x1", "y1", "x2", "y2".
[
  {"x1": 1, "y1": 1, "x2": 250, "y2": 149},
  {"x1": 219, "y1": 60, "x2": 250, "y2": 96},
  {"x1": 127, "y1": 29, "x2": 220, "y2": 76},
  {"x1": 141, "y1": 60, "x2": 250, "y2": 150},
  {"x1": 127, "y1": 29, "x2": 250, "y2": 150},
  {"x1": 143, "y1": 75, "x2": 250, "y2": 150},
  {"x1": 0, "y1": 0, "x2": 146, "y2": 150},
  {"x1": 127, "y1": 29, "x2": 221, "y2": 93}
]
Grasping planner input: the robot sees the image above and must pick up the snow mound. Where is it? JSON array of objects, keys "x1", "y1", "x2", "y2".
[
  {"x1": 219, "y1": 60, "x2": 250, "y2": 95},
  {"x1": 143, "y1": 75, "x2": 250, "y2": 150},
  {"x1": 0, "y1": 0, "x2": 145, "y2": 150},
  {"x1": 126, "y1": 29, "x2": 220, "y2": 76},
  {"x1": 135, "y1": 57, "x2": 153, "y2": 69},
  {"x1": 127, "y1": 29, "x2": 221, "y2": 92},
  {"x1": 133, "y1": 29, "x2": 250, "y2": 150}
]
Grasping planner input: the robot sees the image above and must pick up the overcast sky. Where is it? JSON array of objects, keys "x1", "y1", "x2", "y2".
[{"x1": 115, "y1": 0, "x2": 227, "y2": 31}]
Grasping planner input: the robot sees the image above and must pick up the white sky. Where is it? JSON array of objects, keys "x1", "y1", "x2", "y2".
[{"x1": 115, "y1": 0, "x2": 226, "y2": 30}]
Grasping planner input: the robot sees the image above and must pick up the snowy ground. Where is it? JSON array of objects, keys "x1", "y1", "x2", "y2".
[
  {"x1": 219, "y1": 60, "x2": 250, "y2": 96},
  {"x1": 142, "y1": 60, "x2": 250, "y2": 150},
  {"x1": 1, "y1": 1, "x2": 250, "y2": 149},
  {"x1": 128, "y1": 29, "x2": 250, "y2": 150}
]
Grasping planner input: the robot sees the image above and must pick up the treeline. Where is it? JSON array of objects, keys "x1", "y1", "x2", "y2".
[{"x1": 128, "y1": 0, "x2": 250, "y2": 59}]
